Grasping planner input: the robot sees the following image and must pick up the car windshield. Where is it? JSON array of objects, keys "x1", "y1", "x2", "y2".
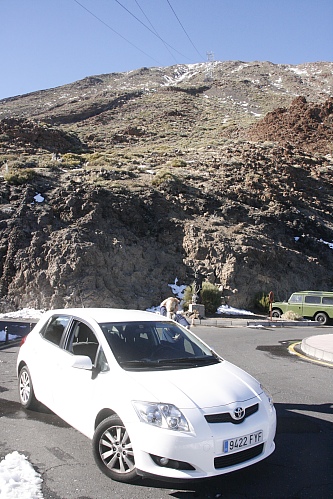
[{"x1": 99, "y1": 321, "x2": 221, "y2": 370}]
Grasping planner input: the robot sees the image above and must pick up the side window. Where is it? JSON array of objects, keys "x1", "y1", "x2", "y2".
[
  {"x1": 322, "y1": 297, "x2": 333, "y2": 305},
  {"x1": 289, "y1": 294, "x2": 303, "y2": 304},
  {"x1": 67, "y1": 320, "x2": 99, "y2": 364},
  {"x1": 41, "y1": 315, "x2": 70, "y2": 346},
  {"x1": 304, "y1": 296, "x2": 321, "y2": 304}
]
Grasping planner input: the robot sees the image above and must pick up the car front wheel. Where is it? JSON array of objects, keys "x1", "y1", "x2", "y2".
[
  {"x1": 271, "y1": 309, "x2": 282, "y2": 318},
  {"x1": 18, "y1": 366, "x2": 38, "y2": 410},
  {"x1": 92, "y1": 415, "x2": 138, "y2": 483},
  {"x1": 314, "y1": 312, "x2": 328, "y2": 325}
]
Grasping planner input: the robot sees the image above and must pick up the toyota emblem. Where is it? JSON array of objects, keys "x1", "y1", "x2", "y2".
[{"x1": 233, "y1": 407, "x2": 245, "y2": 420}]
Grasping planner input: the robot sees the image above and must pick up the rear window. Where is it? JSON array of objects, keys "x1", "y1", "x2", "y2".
[
  {"x1": 304, "y1": 296, "x2": 321, "y2": 304},
  {"x1": 41, "y1": 315, "x2": 70, "y2": 346},
  {"x1": 322, "y1": 297, "x2": 333, "y2": 305}
]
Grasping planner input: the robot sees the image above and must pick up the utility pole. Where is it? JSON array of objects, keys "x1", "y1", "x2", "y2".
[{"x1": 205, "y1": 51, "x2": 214, "y2": 81}]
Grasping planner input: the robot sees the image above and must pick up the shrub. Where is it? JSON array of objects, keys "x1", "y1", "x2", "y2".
[
  {"x1": 61, "y1": 153, "x2": 83, "y2": 168},
  {"x1": 254, "y1": 292, "x2": 270, "y2": 313},
  {"x1": 171, "y1": 159, "x2": 187, "y2": 168},
  {"x1": 4, "y1": 168, "x2": 36, "y2": 185},
  {"x1": 183, "y1": 281, "x2": 223, "y2": 316},
  {"x1": 200, "y1": 282, "x2": 223, "y2": 315},
  {"x1": 151, "y1": 170, "x2": 177, "y2": 187},
  {"x1": 281, "y1": 311, "x2": 303, "y2": 321}
]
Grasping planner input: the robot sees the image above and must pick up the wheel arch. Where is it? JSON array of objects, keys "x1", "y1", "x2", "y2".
[
  {"x1": 17, "y1": 360, "x2": 27, "y2": 377},
  {"x1": 95, "y1": 408, "x2": 117, "y2": 430}
]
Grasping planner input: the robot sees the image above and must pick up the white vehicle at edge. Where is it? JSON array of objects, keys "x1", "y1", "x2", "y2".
[{"x1": 17, "y1": 308, "x2": 276, "y2": 483}]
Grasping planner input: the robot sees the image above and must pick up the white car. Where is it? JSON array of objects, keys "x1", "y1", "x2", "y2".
[{"x1": 17, "y1": 308, "x2": 276, "y2": 483}]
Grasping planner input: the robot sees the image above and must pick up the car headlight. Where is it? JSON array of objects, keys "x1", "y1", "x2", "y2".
[
  {"x1": 132, "y1": 401, "x2": 189, "y2": 432},
  {"x1": 260, "y1": 384, "x2": 274, "y2": 408}
]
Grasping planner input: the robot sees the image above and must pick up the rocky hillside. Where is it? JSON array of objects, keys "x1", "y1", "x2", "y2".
[{"x1": 0, "y1": 60, "x2": 332, "y2": 313}]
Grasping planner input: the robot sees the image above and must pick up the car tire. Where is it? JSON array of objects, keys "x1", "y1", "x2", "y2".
[
  {"x1": 271, "y1": 309, "x2": 282, "y2": 318},
  {"x1": 18, "y1": 366, "x2": 38, "y2": 410},
  {"x1": 314, "y1": 312, "x2": 328, "y2": 325},
  {"x1": 92, "y1": 415, "x2": 139, "y2": 483}
]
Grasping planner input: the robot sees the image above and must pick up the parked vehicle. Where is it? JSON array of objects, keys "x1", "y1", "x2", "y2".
[
  {"x1": 272, "y1": 291, "x2": 333, "y2": 324},
  {"x1": 17, "y1": 308, "x2": 276, "y2": 483}
]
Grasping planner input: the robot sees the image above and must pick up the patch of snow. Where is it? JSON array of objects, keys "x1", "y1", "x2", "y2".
[
  {"x1": 288, "y1": 67, "x2": 308, "y2": 76},
  {"x1": 0, "y1": 308, "x2": 44, "y2": 320},
  {"x1": 168, "y1": 278, "x2": 187, "y2": 299},
  {"x1": 33, "y1": 193, "x2": 44, "y2": 203},
  {"x1": 0, "y1": 451, "x2": 43, "y2": 499},
  {"x1": 319, "y1": 239, "x2": 333, "y2": 249},
  {"x1": 217, "y1": 305, "x2": 254, "y2": 316}
]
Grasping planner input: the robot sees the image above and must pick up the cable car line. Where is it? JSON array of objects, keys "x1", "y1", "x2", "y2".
[
  {"x1": 73, "y1": 0, "x2": 160, "y2": 64},
  {"x1": 134, "y1": 0, "x2": 178, "y2": 64},
  {"x1": 114, "y1": 0, "x2": 191, "y2": 61},
  {"x1": 166, "y1": 0, "x2": 204, "y2": 59}
]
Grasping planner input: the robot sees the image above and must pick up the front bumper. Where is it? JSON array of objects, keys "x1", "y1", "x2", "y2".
[{"x1": 127, "y1": 401, "x2": 276, "y2": 480}]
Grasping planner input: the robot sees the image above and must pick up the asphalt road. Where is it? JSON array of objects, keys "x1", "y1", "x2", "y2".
[{"x1": 0, "y1": 323, "x2": 332, "y2": 499}]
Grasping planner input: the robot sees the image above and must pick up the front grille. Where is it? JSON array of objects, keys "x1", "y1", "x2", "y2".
[
  {"x1": 205, "y1": 403, "x2": 259, "y2": 424},
  {"x1": 214, "y1": 443, "x2": 264, "y2": 469}
]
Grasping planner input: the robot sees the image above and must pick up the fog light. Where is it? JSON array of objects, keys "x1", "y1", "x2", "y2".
[{"x1": 159, "y1": 457, "x2": 169, "y2": 466}]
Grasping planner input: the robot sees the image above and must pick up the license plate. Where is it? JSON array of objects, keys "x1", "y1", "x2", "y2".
[{"x1": 223, "y1": 430, "x2": 263, "y2": 453}]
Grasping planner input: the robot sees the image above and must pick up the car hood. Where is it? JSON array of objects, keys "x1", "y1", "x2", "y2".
[{"x1": 124, "y1": 360, "x2": 261, "y2": 410}]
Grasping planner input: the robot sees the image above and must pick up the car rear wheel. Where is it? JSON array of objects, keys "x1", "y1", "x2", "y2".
[
  {"x1": 314, "y1": 312, "x2": 328, "y2": 325},
  {"x1": 18, "y1": 366, "x2": 38, "y2": 410},
  {"x1": 92, "y1": 415, "x2": 139, "y2": 483}
]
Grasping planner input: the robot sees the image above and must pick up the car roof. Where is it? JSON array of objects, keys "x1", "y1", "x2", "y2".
[
  {"x1": 41, "y1": 308, "x2": 168, "y2": 324},
  {"x1": 292, "y1": 291, "x2": 333, "y2": 295}
]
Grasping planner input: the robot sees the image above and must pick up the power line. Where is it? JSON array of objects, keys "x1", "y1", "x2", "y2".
[
  {"x1": 166, "y1": 0, "x2": 204, "y2": 60},
  {"x1": 134, "y1": 0, "x2": 178, "y2": 64},
  {"x1": 114, "y1": 0, "x2": 191, "y2": 61},
  {"x1": 73, "y1": 0, "x2": 160, "y2": 64}
]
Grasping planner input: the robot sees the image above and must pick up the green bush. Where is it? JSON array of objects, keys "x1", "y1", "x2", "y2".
[
  {"x1": 254, "y1": 292, "x2": 270, "y2": 313},
  {"x1": 171, "y1": 158, "x2": 187, "y2": 168},
  {"x1": 151, "y1": 170, "x2": 177, "y2": 187},
  {"x1": 61, "y1": 153, "x2": 83, "y2": 168},
  {"x1": 4, "y1": 168, "x2": 36, "y2": 185},
  {"x1": 200, "y1": 282, "x2": 223, "y2": 315},
  {"x1": 183, "y1": 281, "x2": 223, "y2": 315}
]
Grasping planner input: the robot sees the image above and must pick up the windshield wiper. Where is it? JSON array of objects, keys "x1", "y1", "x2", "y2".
[
  {"x1": 119, "y1": 359, "x2": 160, "y2": 368},
  {"x1": 156, "y1": 356, "x2": 220, "y2": 366}
]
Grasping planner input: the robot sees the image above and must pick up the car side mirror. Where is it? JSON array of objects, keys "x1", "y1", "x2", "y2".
[{"x1": 71, "y1": 355, "x2": 93, "y2": 370}]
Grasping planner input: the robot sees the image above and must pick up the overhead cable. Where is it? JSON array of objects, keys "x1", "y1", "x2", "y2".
[
  {"x1": 166, "y1": 0, "x2": 204, "y2": 59},
  {"x1": 114, "y1": 0, "x2": 191, "y2": 61},
  {"x1": 73, "y1": 0, "x2": 160, "y2": 64},
  {"x1": 134, "y1": 0, "x2": 178, "y2": 64}
]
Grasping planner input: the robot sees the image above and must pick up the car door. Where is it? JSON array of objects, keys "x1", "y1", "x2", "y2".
[
  {"x1": 31, "y1": 314, "x2": 71, "y2": 410},
  {"x1": 287, "y1": 293, "x2": 304, "y2": 315},
  {"x1": 52, "y1": 319, "x2": 109, "y2": 437}
]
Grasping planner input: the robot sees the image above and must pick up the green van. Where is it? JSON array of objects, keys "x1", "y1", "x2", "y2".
[{"x1": 271, "y1": 291, "x2": 333, "y2": 325}]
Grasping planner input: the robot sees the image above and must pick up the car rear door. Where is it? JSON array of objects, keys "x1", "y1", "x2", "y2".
[{"x1": 32, "y1": 314, "x2": 71, "y2": 410}]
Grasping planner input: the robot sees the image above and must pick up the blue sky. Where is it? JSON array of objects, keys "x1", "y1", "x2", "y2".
[{"x1": 1, "y1": 0, "x2": 332, "y2": 100}]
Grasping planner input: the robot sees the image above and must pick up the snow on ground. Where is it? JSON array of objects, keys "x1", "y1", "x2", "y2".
[
  {"x1": 0, "y1": 452, "x2": 43, "y2": 499},
  {"x1": 0, "y1": 309, "x2": 44, "y2": 320},
  {"x1": 217, "y1": 305, "x2": 254, "y2": 316}
]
